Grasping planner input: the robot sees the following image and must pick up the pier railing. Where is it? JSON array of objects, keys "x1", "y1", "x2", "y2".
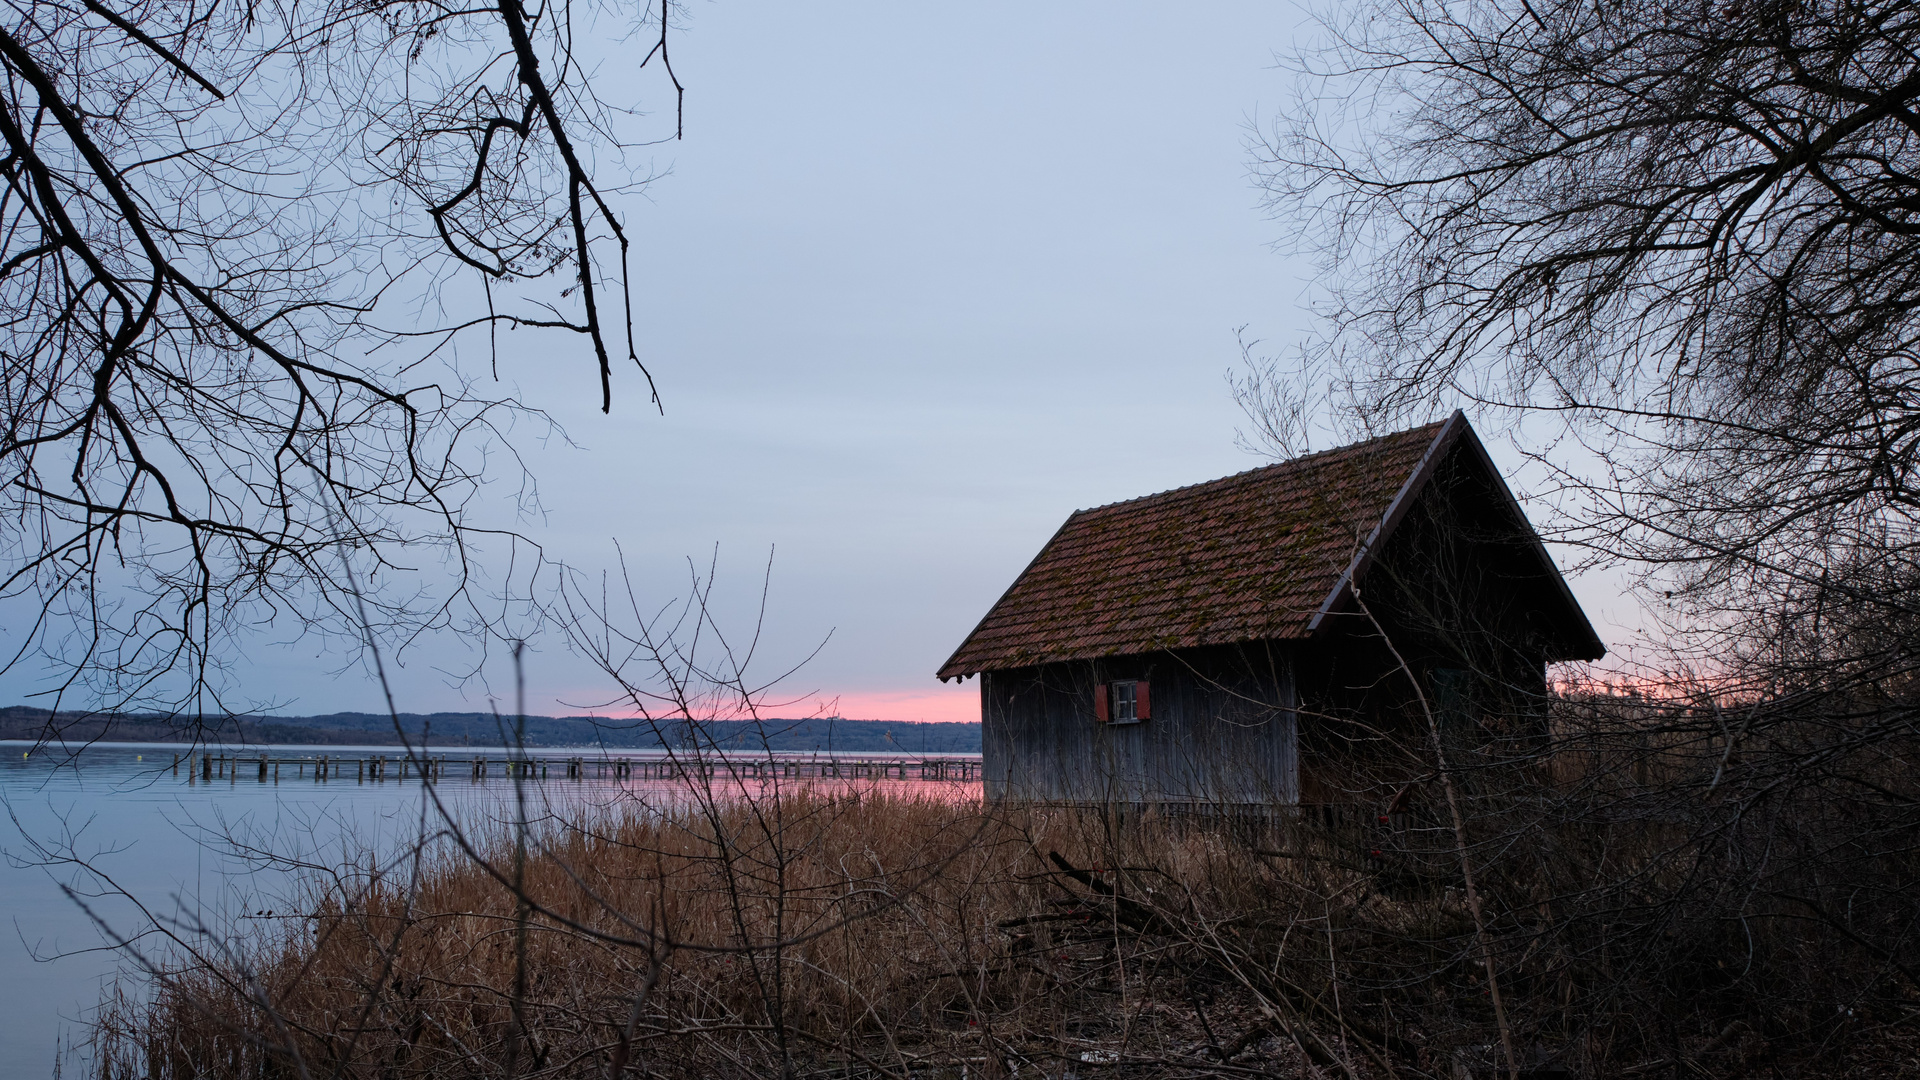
[{"x1": 171, "y1": 751, "x2": 980, "y2": 784}]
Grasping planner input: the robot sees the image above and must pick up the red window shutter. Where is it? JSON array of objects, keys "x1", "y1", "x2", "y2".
[
  {"x1": 1094, "y1": 683, "x2": 1110, "y2": 723},
  {"x1": 1136, "y1": 680, "x2": 1151, "y2": 720}
]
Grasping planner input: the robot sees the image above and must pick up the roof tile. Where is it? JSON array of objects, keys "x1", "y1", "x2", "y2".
[{"x1": 937, "y1": 422, "x2": 1446, "y2": 677}]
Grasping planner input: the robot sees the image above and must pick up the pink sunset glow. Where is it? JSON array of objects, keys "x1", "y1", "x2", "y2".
[
  {"x1": 544, "y1": 681, "x2": 982, "y2": 725},
  {"x1": 802, "y1": 684, "x2": 980, "y2": 725}
]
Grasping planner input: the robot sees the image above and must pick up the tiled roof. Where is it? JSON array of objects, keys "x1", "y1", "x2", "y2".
[{"x1": 937, "y1": 420, "x2": 1452, "y2": 678}]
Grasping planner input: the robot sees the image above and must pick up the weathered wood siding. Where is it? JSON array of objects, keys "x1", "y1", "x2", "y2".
[{"x1": 980, "y1": 644, "x2": 1297, "y2": 805}]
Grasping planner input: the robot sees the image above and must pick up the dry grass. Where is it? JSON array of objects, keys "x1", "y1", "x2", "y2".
[
  {"x1": 89, "y1": 767, "x2": 1920, "y2": 1080},
  {"x1": 93, "y1": 786, "x2": 1339, "y2": 1079}
]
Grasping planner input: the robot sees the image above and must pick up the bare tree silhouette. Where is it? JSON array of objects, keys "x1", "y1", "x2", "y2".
[
  {"x1": 0, "y1": 0, "x2": 682, "y2": 730},
  {"x1": 1247, "y1": 0, "x2": 1920, "y2": 681}
]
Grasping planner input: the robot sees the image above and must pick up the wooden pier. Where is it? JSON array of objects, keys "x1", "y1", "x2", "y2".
[{"x1": 171, "y1": 751, "x2": 980, "y2": 784}]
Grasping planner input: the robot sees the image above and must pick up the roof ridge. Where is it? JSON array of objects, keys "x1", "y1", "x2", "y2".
[{"x1": 1071, "y1": 420, "x2": 1449, "y2": 517}]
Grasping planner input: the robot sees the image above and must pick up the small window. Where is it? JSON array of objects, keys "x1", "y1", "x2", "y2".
[{"x1": 1095, "y1": 679, "x2": 1150, "y2": 725}]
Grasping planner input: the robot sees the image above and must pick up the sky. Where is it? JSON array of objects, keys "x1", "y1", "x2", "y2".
[
  {"x1": 510, "y1": 1, "x2": 1319, "y2": 723},
  {"x1": 2, "y1": 1, "x2": 1639, "y2": 724}
]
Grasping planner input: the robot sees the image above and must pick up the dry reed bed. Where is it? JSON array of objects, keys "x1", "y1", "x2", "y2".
[
  {"x1": 91, "y1": 786, "x2": 1406, "y2": 1079},
  {"x1": 90, "y1": 771, "x2": 1920, "y2": 1079}
]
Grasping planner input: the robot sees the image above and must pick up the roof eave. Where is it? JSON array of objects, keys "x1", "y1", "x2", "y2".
[
  {"x1": 1304, "y1": 410, "x2": 1607, "y2": 663},
  {"x1": 934, "y1": 512, "x2": 1084, "y2": 681},
  {"x1": 1449, "y1": 422, "x2": 1608, "y2": 662},
  {"x1": 1306, "y1": 410, "x2": 1468, "y2": 635}
]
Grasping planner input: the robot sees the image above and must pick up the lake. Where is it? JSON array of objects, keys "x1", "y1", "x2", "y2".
[{"x1": 0, "y1": 741, "x2": 979, "y2": 1079}]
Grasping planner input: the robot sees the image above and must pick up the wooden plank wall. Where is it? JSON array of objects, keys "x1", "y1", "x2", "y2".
[{"x1": 981, "y1": 644, "x2": 1297, "y2": 805}]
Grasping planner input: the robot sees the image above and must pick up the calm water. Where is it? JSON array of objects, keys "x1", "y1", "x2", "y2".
[{"x1": 0, "y1": 742, "x2": 978, "y2": 1079}]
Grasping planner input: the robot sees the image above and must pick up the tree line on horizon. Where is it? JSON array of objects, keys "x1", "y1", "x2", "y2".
[{"x1": 0, "y1": 706, "x2": 982, "y2": 754}]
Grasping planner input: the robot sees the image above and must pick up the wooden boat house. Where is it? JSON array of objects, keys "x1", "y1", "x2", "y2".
[{"x1": 936, "y1": 412, "x2": 1604, "y2": 806}]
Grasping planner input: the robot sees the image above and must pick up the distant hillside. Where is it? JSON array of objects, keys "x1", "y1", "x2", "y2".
[{"x1": 0, "y1": 706, "x2": 980, "y2": 753}]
